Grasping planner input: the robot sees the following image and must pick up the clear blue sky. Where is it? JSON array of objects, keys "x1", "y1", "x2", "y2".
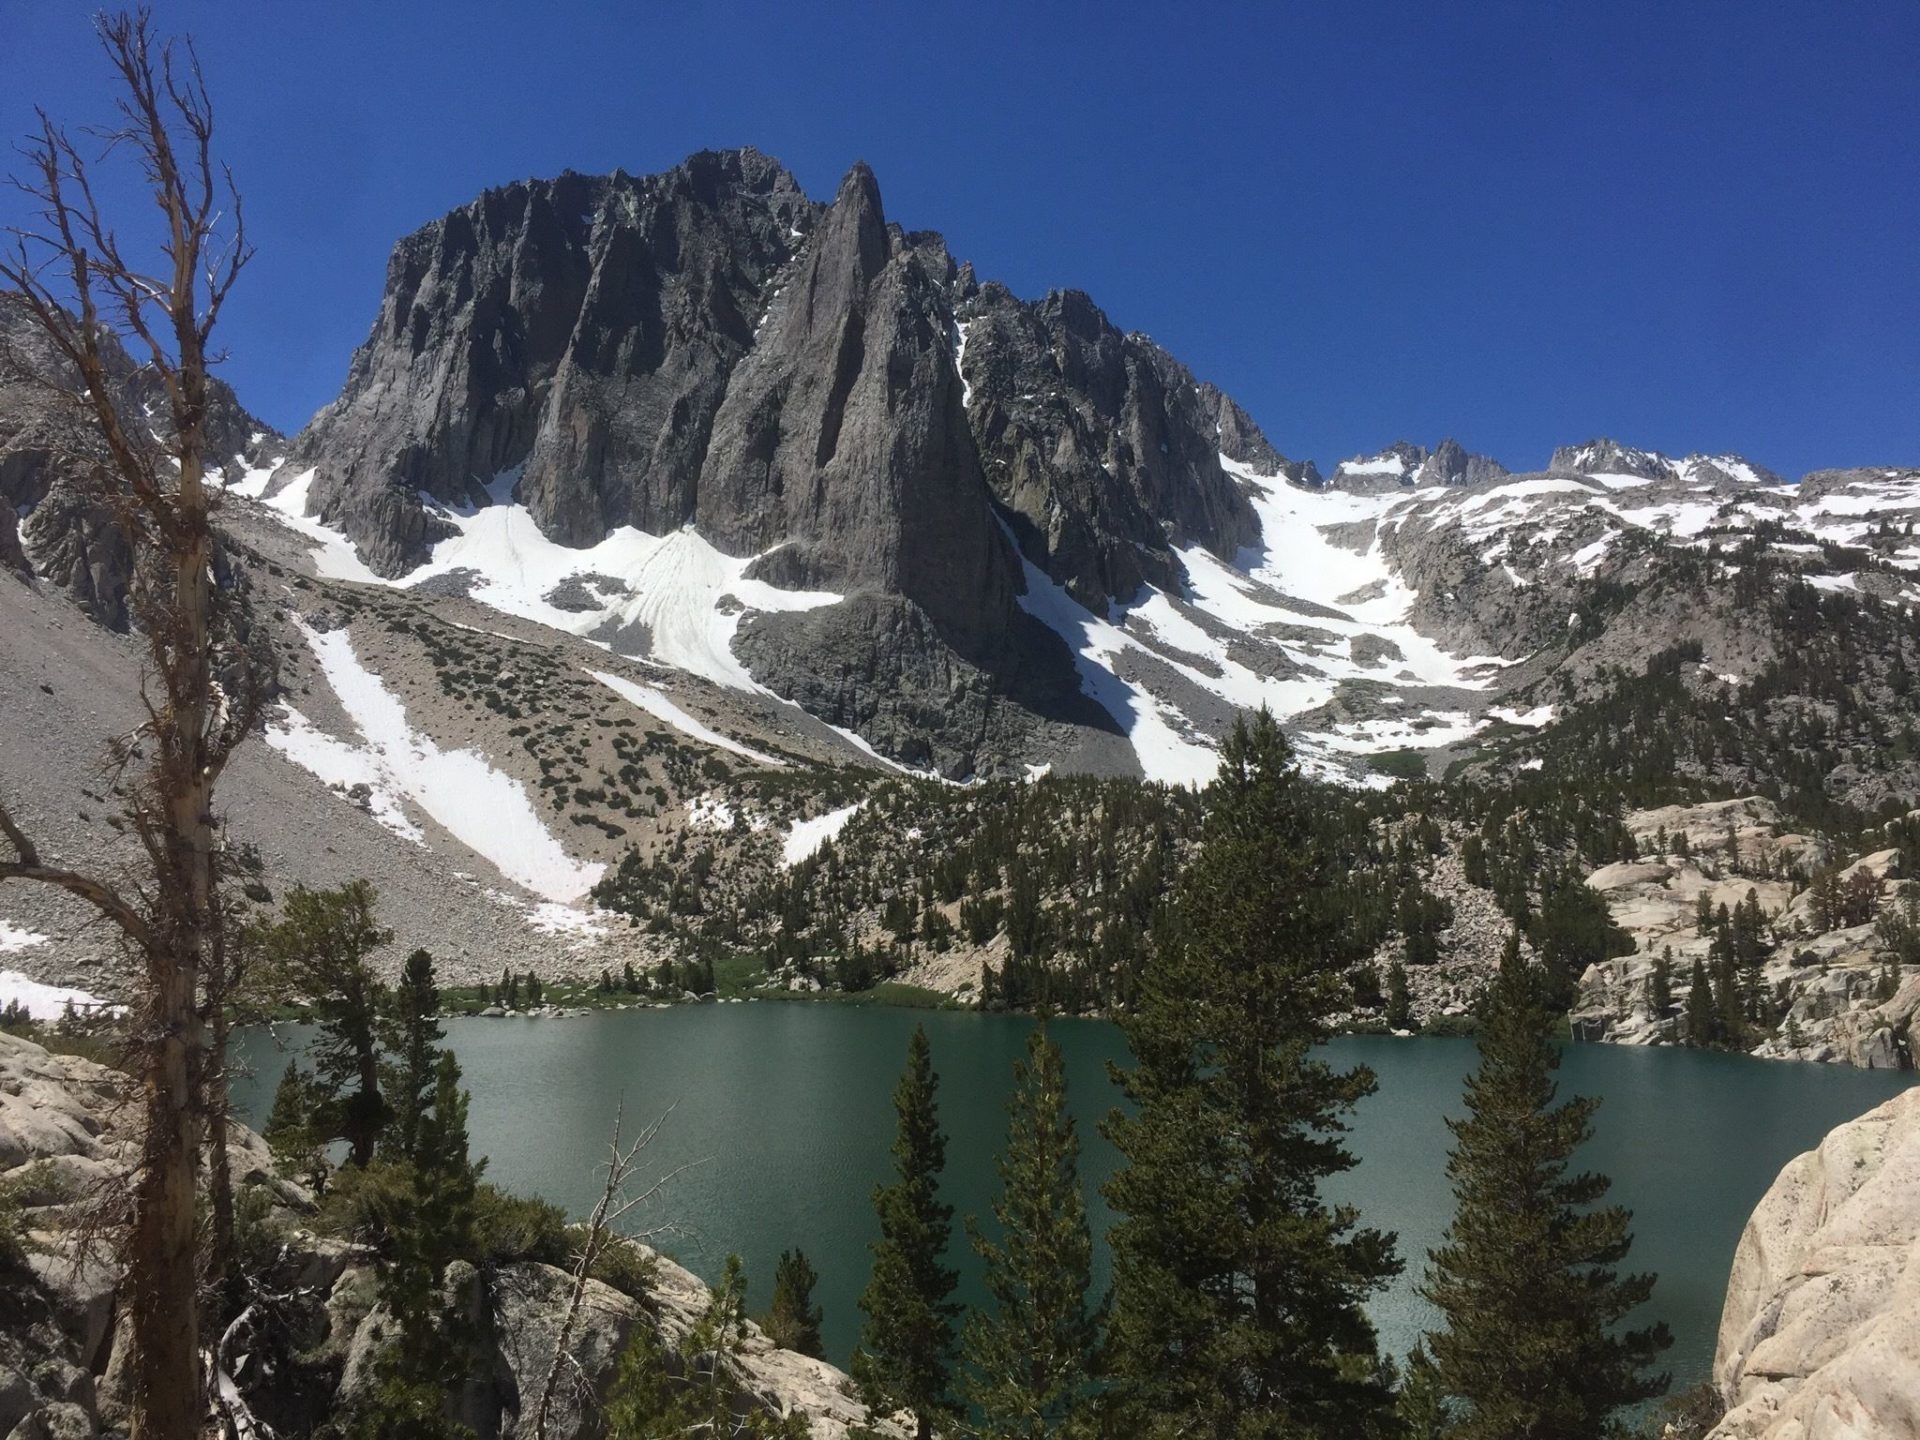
[{"x1": 3, "y1": 1, "x2": 1916, "y2": 477}]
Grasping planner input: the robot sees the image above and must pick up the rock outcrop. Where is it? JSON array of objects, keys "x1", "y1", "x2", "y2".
[
  {"x1": 1710, "y1": 1085, "x2": 1920, "y2": 1439},
  {"x1": 1329, "y1": 438, "x2": 1506, "y2": 492},
  {"x1": 0, "y1": 295, "x2": 278, "y2": 630},
  {"x1": 956, "y1": 282, "x2": 1258, "y2": 607},
  {"x1": 1572, "y1": 797, "x2": 1914, "y2": 1068}
]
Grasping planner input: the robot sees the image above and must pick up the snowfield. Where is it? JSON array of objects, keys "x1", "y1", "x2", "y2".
[
  {"x1": 781, "y1": 802, "x2": 866, "y2": 867},
  {"x1": 0, "y1": 970, "x2": 116, "y2": 1022},
  {"x1": 248, "y1": 469, "x2": 844, "y2": 695},
  {"x1": 269, "y1": 621, "x2": 604, "y2": 903},
  {"x1": 0, "y1": 921, "x2": 48, "y2": 954}
]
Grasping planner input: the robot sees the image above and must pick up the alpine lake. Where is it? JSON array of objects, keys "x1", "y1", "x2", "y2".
[{"x1": 232, "y1": 1004, "x2": 1915, "y2": 1391}]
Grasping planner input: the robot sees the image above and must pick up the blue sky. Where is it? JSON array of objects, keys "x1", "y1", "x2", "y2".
[{"x1": 3, "y1": 1, "x2": 1915, "y2": 477}]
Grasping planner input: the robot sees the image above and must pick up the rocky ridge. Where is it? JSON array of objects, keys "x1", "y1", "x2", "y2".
[{"x1": 277, "y1": 149, "x2": 1272, "y2": 777}]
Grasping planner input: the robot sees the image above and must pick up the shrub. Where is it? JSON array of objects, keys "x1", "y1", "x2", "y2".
[
  {"x1": 471, "y1": 1184, "x2": 571, "y2": 1268},
  {"x1": 589, "y1": 1236, "x2": 658, "y2": 1301}
]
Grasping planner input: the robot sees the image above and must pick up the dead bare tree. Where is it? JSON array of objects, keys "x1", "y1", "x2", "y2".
[
  {"x1": 530, "y1": 1101, "x2": 705, "y2": 1440},
  {"x1": 0, "y1": 11, "x2": 264, "y2": 1438}
]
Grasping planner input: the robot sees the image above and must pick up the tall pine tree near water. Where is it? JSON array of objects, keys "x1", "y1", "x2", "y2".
[
  {"x1": 963, "y1": 1024, "x2": 1099, "y2": 1440},
  {"x1": 1420, "y1": 938, "x2": 1671, "y2": 1438},
  {"x1": 1103, "y1": 711, "x2": 1400, "y2": 1438},
  {"x1": 384, "y1": 948, "x2": 443, "y2": 1162},
  {"x1": 854, "y1": 1025, "x2": 960, "y2": 1440},
  {"x1": 346, "y1": 1050, "x2": 481, "y2": 1439}
]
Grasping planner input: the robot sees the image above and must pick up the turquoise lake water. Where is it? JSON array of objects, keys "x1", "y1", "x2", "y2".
[{"x1": 231, "y1": 1005, "x2": 1913, "y2": 1389}]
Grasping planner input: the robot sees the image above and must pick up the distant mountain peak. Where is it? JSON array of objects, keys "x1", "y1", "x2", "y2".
[
  {"x1": 1551, "y1": 438, "x2": 1677, "y2": 480},
  {"x1": 1551, "y1": 438, "x2": 1783, "y2": 488},
  {"x1": 1332, "y1": 438, "x2": 1505, "y2": 491}
]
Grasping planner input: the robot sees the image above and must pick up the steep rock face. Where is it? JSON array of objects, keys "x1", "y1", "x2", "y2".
[
  {"x1": 956, "y1": 283, "x2": 1259, "y2": 606},
  {"x1": 291, "y1": 147, "x2": 1265, "y2": 623},
  {"x1": 1415, "y1": 436, "x2": 1508, "y2": 487},
  {"x1": 280, "y1": 148, "x2": 1274, "y2": 773},
  {"x1": 1710, "y1": 1086, "x2": 1920, "y2": 1439},
  {"x1": 699, "y1": 163, "x2": 1014, "y2": 657},
  {"x1": 1195, "y1": 382, "x2": 1289, "y2": 476},
  {"x1": 0, "y1": 295, "x2": 276, "y2": 628},
  {"x1": 290, "y1": 150, "x2": 814, "y2": 575}
]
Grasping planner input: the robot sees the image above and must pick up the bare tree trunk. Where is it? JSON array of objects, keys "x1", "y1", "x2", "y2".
[
  {"x1": 531, "y1": 1104, "x2": 692, "y2": 1440},
  {"x1": 0, "y1": 13, "x2": 261, "y2": 1438},
  {"x1": 203, "y1": 924, "x2": 238, "y2": 1311}
]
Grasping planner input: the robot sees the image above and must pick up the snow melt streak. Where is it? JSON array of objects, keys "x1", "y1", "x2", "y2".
[
  {"x1": 587, "y1": 670, "x2": 785, "y2": 767},
  {"x1": 271, "y1": 622, "x2": 603, "y2": 902}
]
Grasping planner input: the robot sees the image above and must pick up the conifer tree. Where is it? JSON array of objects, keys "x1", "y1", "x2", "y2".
[
  {"x1": 765, "y1": 1249, "x2": 825, "y2": 1359},
  {"x1": 347, "y1": 1051, "x2": 480, "y2": 1439},
  {"x1": 854, "y1": 1025, "x2": 960, "y2": 1440},
  {"x1": 260, "y1": 882, "x2": 392, "y2": 1165},
  {"x1": 1103, "y1": 711, "x2": 1399, "y2": 1438},
  {"x1": 385, "y1": 948, "x2": 443, "y2": 1163},
  {"x1": 1420, "y1": 939, "x2": 1671, "y2": 1437},
  {"x1": 263, "y1": 1061, "x2": 328, "y2": 1192},
  {"x1": 964, "y1": 1025, "x2": 1098, "y2": 1440},
  {"x1": 1649, "y1": 947, "x2": 1675, "y2": 1017},
  {"x1": 1684, "y1": 959, "x2": 1718, "y2": 1047},
  {"x1": 1387, "y1": 960, "x2": 1415, "y2": 1031}
]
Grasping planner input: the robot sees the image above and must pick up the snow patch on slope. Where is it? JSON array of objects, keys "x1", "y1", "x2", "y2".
[
  {"x1": 781, "y1": 802, "x2": 865, "y2": 867},
  {"x1": 0, "y1": 972, "x2": 116, "y2": 1022},
  {"x1": 271, "y1": 621, "x2": 603, "y2": 903},
  {"x1": 588, "y1": 670, "x2": 786, "y2": 767},
  {"x1": 1004, "y1": 524, "x2": 1219, "y2": 787},
  {"x1": 0, "y1": 922, "x2": 48, "y2": 954},
  {"x1": 244, "y1": 469, "x2": 843, "y2": 696}
]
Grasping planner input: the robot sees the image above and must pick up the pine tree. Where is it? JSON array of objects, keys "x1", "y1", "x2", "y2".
[
  {"x1": 384, "y1": 948, "x2": 443, "y2": 1163},
  {"x1": 1386, "y1": 960, "x2": 1415, "y2": 1032},
  {"x1": 765, "y1": 1249, "x2": 825, "y2": 1359},
  {"x1": 262, "y1": 1061, "x2": 328, "y2": 1192},
  {"x1": 1103, "y1": 711, "x2": 1400, "y2": 1438},
  {"x1": 346, "y1": 1051, "x2": 480, "y2": 1439},
  {"x1": 964, "y1": 1025, "x2": 1098, "y2": 1440},
  {"x1": 1420, "y1": 940, "x2": 1671, "y2": 1437},
  {"x1": 853, "y1": 1025, "x2": 960, "y2": 1440},
  {"x1": 259, "y1": 882, "x2": 392, "y2": 1166},
  {"x1": 1684, "y1": 959, "x2": 1718, "y2": 1048},
  {"x1": 1649, "y1": 947, "x2": 1675, "y2": 1017}
]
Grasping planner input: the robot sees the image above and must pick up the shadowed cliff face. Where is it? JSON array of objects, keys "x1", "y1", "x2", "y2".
[
  {"x1": 293, "y1": 150, "x2": 815, "y2": 574},
  {"x1": 956, "y1": 282, "x2": 1261, "y2": 608},
  {"x1": 278, "y1": 147, "x2": 1274, "y2": 773},
  {"x1": 0, "y1": 296, "x2": 276, "y2": 629}
]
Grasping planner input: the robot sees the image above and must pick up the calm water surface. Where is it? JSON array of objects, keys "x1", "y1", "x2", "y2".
[{"x1": 232, "y1": 1005, "x2": 1913, "y2": 1387}]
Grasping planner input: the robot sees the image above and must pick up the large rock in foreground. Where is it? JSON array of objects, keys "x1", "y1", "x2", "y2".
[{"x1": 1710, "y1": 1085, "x2": 1920, "y2": 1438}]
